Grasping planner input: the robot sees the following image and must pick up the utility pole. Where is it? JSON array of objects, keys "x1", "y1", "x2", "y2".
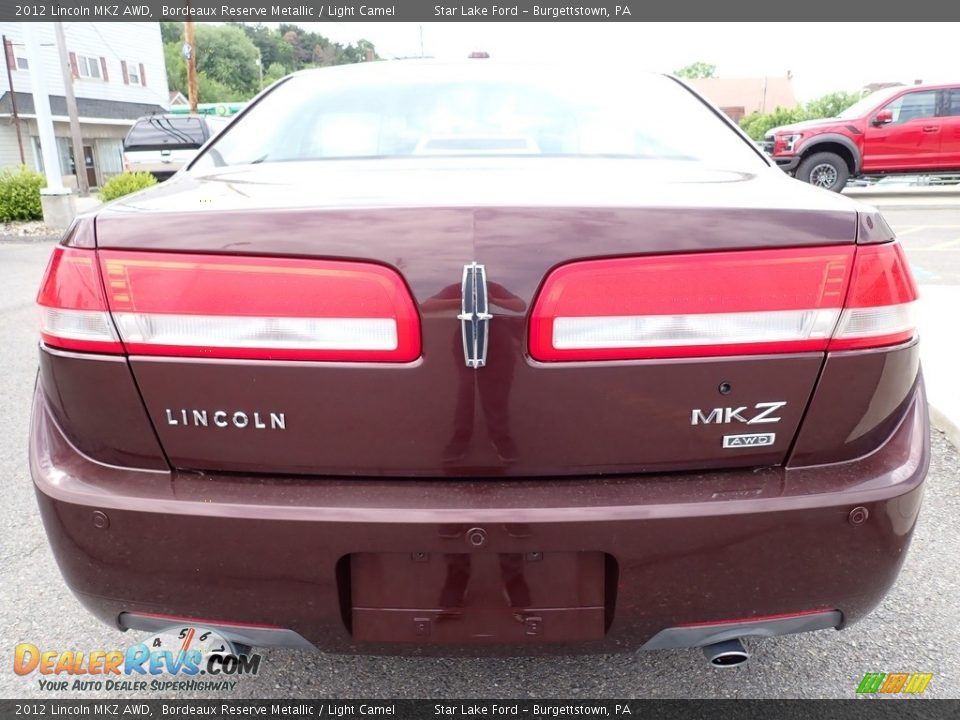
[
  {"x1": 22, "y1": 25, "x2": 62, "y2": 192},
  {"x1": 2, "y1": 35, "x2": 25, "y2": 165},
  {"x1": 23, "y1": 23, "x2": 75, "y2": 228},
  {"x1": 53, "y1": 22, "x2": 88, "y2": 195},
  {"x1": 183, "y1": 20, "x2": 198, "y2": 114}
]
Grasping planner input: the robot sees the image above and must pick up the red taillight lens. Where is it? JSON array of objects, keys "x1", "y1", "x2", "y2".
[
  {"x1": 827, "y1": 242, "x2": 918, "y2": 350},
  {"x1": 529, "y1": 242, "x2": 917, "y2": 362},
  {"x1": 38, "y1": 248, "x2": 421, "y2": 362},
  {"x1": 37, "y1": 247, "x2": 123, "y2": 354},
  {"x1": 97, "y1": 251, "x2": 421, "y2": 362}
]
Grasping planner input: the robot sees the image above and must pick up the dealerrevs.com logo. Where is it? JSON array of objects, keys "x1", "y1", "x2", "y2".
[{"x1": 14, "y1": 626, "x2": 262, "y2": 693}]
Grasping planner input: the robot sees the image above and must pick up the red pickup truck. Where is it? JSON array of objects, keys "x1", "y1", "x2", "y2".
[{"x1": 764, "y1": 83, "x2": 960, "y2": 191}]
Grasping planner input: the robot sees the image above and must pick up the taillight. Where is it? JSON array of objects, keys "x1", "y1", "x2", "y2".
[
  {"x1": 98, "y1": 251, "x2": 420, "y2": 362},
  {"x1": 38, "y1": 248, "x2": 421, "y2": 362},
  {"x1": 37, "y1": 247, "x2": 123, "y2": 354},
  {"x1": 827, "y1": 242, "x2": 918, "y2": 350},
  {"x1": 529, "y1": 242, "x2": 917, "y2": 362}
]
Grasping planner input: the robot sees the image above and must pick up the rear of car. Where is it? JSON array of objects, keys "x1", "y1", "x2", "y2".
[
  {"x1": 122, "y1": 114, "x2": 228, "y2": 181},
  {"x1": 31, "y1": 63, "x2": 928, "y2": 661}
]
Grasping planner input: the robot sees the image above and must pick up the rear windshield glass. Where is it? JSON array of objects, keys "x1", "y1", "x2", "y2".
[
  {"x1": 191, "y1": 64, "x2": 764, "y2": 171},
  {"x1": 124, "y1": 117, "x2": 206, "y2": 150},
  {"x1": 203, "y1": 115, "x2": 232, "y2": 137}
]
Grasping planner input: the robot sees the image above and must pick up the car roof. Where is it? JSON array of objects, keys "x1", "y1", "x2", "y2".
[
  {"x1": 131, "y1": 113, "x2": 219, "y2": 125},
  {"x1": 879, "y1": 82, "x2": 958, "y2": 93}
]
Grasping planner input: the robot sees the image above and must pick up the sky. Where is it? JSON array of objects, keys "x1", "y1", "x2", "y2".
[{"x1": 287, "y1": 22, "x2": 960, "y2": 102}]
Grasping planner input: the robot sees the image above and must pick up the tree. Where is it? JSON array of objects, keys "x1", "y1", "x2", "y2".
[
  {"x1": 738, "y1": 90, "x2": 863, "y2": 140},
  {"x1": 160, "y1": 21, "x2": 182, "y2": 45},
  {"x1": 163, "y1": 41, "x2": 186, "y2": 95},
  {"x1": 165, "y1": 40, "x2": 243, "y2": 103},
  {"x1": 197, "y1": 73, "x2": 239, "y2": 103},
  {"x1": 263, "y1": 62, "x2": 290, "y2": 86},
  {"x1": 194, "y1": 24, "x2": 260, "y2": 97},
  {"x1": 237, "y1": 23, "x2": 295, "y2": 71},
  {"x1": 804, "y1": 91, "x2": 861, "y2": 120},
  {"x1": 163, "y1": 23, "x2": 378, "y2": 102},
  {"x1": 675, "y1": 62, "x2": 716, "y2": 80},
  {"x1": 740, "y1": 106, "x2": 808, "y2": 141}
]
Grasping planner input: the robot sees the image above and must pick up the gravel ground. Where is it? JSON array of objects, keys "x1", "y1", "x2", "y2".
[
  {"x1": 0, "y1": 222, "x2": 57, "y2": 240},
  {"x1": 0, "y1": 239, "x2": 957, "y2": 700}
]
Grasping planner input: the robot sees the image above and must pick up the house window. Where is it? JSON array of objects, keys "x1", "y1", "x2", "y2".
[
  {"x1": 77, "y1": 55, "x2": 102, "y2": 80},
  {"x1": 13, "y1": 48, "x2": 29, "y2": 71},
  {"x1": 127, "y1": 62, "x2": 141, "y2": 86}
]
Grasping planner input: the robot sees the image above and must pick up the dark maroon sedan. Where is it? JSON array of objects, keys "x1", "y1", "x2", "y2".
[{"x1": 30, "y1": 61, "x2": 928, "y2": 667}]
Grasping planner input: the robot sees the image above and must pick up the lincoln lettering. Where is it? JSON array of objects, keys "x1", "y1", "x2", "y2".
[{"x1": 164, "y1": 409, "x2": 286, "y2": 430}]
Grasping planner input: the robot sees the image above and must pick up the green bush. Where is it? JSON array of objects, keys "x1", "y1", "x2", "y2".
[
  {"x1": 0, "y1": 165, "x2": 45, "y2": 222},
  {"x1": 739, "y1": 91, "x2": 865, "y2": 141},
  {"x1": 99, "y1": 171, "x2": 158, "y2": 202}
]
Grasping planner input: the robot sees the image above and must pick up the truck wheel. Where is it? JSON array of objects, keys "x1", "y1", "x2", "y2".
[{"x1": 796, "y1": 152, "x2": 849, "y2": 192}]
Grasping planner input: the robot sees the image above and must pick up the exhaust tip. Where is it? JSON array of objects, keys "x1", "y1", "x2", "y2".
[{"x1": 703, "y1": 638, "x2": 749, "y2": 668}]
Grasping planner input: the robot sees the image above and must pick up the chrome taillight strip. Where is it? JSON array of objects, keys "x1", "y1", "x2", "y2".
[
  {"x1": 553, "y1": 308, "x2": 842, "y2": 350},
  {"x1": 111, "y1": 313, "x2": 399, "y2": 351}
]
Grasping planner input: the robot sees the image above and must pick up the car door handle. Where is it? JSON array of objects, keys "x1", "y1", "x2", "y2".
[{"x1": 921, "y1": 125, "x2": 940, "y2": 132}]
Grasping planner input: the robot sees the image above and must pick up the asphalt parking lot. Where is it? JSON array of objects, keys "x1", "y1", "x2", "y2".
[
  {"x1": 1, "y1": 206, "x2": 958, "y2": 699},
  {"x1": 882, "y1": 208, "x2": 960, "y2": 285}
]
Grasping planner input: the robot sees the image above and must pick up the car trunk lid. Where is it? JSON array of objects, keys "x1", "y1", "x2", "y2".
[{"x1": 93, "y1": 159, "x2": 859, "y2": 477}]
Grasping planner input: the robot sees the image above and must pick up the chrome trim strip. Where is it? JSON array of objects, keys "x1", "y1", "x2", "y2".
[{"x1": 640, "y1": 610, "x2": 842, "y2": 650}]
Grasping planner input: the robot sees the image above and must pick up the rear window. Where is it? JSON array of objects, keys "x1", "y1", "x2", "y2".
[
  {"x1": 191, "y1": 63, "x2": 765, "y2": 172},
  {"x1": 124, "y1": 117, "x2": 206, "y2": 151},
  {"x1": 203, "y1": 115, "x2": 232, "y2": 137}
]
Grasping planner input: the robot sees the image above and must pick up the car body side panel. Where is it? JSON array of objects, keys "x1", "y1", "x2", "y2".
[
  {"x1": 37, "y1": 347, "x2": 168, "y2": 470},
  {"x1": 789, "y1": 341, "x2": 922, "y2": 468}
]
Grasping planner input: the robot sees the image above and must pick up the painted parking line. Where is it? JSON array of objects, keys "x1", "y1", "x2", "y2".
[
  {"x1": 894, "y1": 226, "x2": 931, "y2": 236},
  {"x1": 927, "y1": 238, "x2": 960, "y2": 251},
  {"x1": 892, "y1": 224, "x2": 960, "y2": 234}
]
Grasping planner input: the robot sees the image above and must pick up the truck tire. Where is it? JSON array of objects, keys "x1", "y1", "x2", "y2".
[{"x1": 796, "y1": 152, "x2": 849, "y2": 192}]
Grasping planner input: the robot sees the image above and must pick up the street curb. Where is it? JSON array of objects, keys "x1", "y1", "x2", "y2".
[
  {"x1": 841, "y1": 189, "x2": 960, "y2": 211},
  {"x1": 930, "y1": 403, "x2": 960, "y2": 450},
  {"x1": 843, "y1": 188, "x2": 960, "y2": 197},
  {"x1": 0, "y1": 235, "x2": 59, "y2": 244}
]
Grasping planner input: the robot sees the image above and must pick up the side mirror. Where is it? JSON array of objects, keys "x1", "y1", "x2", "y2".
[{"x1": 873, "y1": 109, "x2": 893, "y2": 126}]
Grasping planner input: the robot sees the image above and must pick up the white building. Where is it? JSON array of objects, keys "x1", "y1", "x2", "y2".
[{"x1": 0, "y1": 22, "x2": 168, "y2": 188}]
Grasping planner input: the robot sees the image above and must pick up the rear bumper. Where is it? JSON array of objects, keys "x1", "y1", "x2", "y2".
[{"x1": 30, "y1": 382, "x2": 929, "y2": 655}]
